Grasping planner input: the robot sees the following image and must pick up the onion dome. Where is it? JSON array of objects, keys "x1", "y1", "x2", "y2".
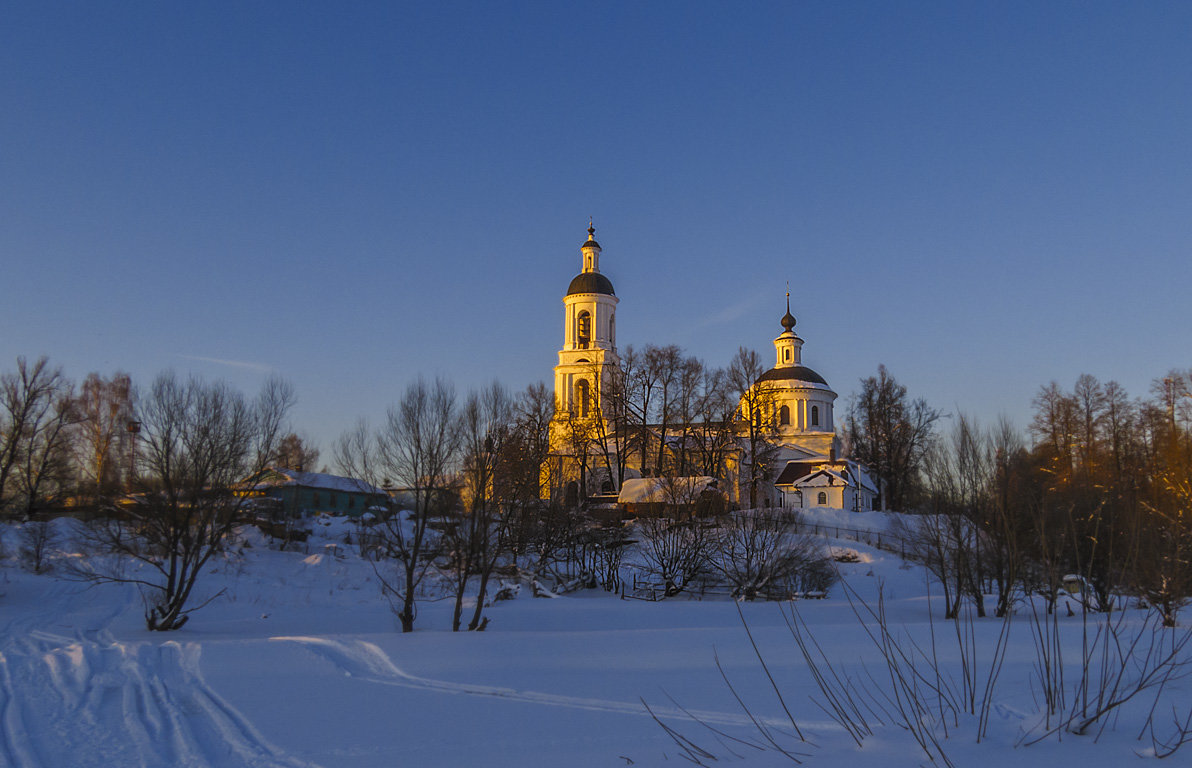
[
  {"x1": 780, "y1": 290, "x2": 796, "y2": 331},
  {"x1": 567, "y1": 272, "x2": 616, "y2": 296}
]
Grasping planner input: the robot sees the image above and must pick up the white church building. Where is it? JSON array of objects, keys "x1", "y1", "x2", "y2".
[
  {"x1": 750, "y1": 295, "x2": 878, "y2": 511},
  {"x1": 548, "y1": 225, "x2": 878, "y2": 512}
]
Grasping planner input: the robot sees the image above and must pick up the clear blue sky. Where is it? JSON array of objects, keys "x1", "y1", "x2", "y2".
[{"x1": 3, "y1": 1, "x2": 1190, "y2": 453}]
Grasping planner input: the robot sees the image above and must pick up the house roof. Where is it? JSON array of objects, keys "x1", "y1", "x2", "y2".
[
  {"x1": 774, "y1": 461, "x2": 821, "y2": 486},
  {"x1": 774, "y1": 460, "x2": 879, "y2": 495},
  {"x1": 788, "y1": 469, "x2": 850, "y2": 488},
  {"x1": 618, "y1": 476, "x2": 715, "y2": 505},
  {"x1": 246, "y1": 467, "x2": 388, "y2": 496}
]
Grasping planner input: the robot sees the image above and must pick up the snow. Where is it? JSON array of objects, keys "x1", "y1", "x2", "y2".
[
  {"x1": 246, "y1": 467, "x2": 387, "y2": 495},
  {"x1": 617, "y1": 476, "x2": 715, "y2": 504},
  {"x1": 1, "y1": 516, "x2": 1189, "y2": 767}
]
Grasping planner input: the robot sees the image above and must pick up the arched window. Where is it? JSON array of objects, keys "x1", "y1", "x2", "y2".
[
  {"x1": 784, "y1": 348, "x2": 791, "y2": 362},
  {"x1": 577, "y1": 311, "x2": 591, "y2": 348},
  {"x1": 779, "y1": 405, "x2": 790, "y2": 426},
  {"x1": 609, "y1": 312, "x2": 615, "y2": 345},
  {"x1": 576, "y1": 379, "x2": 590, "y2": 418},
  {"x1": 811, "y1": 405, "x2": 820, "y2": 427},
  {"x1": 817, "y1": 491, "x2": 827, "y2": 506}
]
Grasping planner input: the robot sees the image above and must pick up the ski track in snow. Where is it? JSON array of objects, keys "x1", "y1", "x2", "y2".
[
  {"x1": 272, "y1": 635, "x2": 827, "y2": 732},
  {"x1": 0, "y1": 586, "x2": 318, "y2": 768}
]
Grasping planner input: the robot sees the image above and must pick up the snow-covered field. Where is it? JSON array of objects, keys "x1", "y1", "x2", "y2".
[{"x1": 1, "y1": 513, "x2": 1188, "y2": 767}]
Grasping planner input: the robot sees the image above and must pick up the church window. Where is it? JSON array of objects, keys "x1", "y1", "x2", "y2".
[
  {"x1": 779, "y1": 405, "x2": 790, "y2": 425},
  {"x1": 609, "y1": 312, "x2": 615, "y2": 345},
  {"x1": 577, "y1": 311, "x2": 591, "y2": 349},
  {"x1": 811, "y1": 405, "x2": 820, "y2": 427},
  {"x1": 577, "y1": 379, "x2": 590, "y2": 418},
  {"x1": 784, "y1": 348, "x2": 790, "y2": 362},
  {"x1": 817, "y1": 491, "x2": 827, "y2": 506}
]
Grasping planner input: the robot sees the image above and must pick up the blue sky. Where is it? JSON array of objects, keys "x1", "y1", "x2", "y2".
[{"x1": 2, "y1": 2, "x2": 1190, "y2": 453}]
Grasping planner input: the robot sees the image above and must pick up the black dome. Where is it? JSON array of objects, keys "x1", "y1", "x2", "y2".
[
  {"x1": 756, "y1": 365, "x2": 829, "y2": 386},
  {"x1": 567, "y1": 272, "x2": 615, "y2": 296}
]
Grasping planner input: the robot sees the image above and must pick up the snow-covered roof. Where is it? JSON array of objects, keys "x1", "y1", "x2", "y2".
[
  {"x1": 248, "y1": 467, "x2": 388, "y2": 496},
  {"x1": 790, "y1": 469, "x2": 850, "y2": 488},
  {"x1": 774, "y1": 460, "x2": 878, "y2": 495},
  {"x1": 617, "y1": 477, "x2": 715, "y2": 505}
]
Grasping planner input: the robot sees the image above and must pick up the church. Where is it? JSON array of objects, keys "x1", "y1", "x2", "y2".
[{"x1": 548, "y1": 225, "x2": 878, "y2": 513}]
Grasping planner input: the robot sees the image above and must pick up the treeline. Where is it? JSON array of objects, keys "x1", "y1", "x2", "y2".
[
  {"x1": 0, "y1": 356, "x2": 316, "y2": 518},
  {"x1": 6, "y1": 352, "x2": 1191, "y2": 631},
  {"x1": 906, "y1": 372, "x2": 1192, "y2": 625}
]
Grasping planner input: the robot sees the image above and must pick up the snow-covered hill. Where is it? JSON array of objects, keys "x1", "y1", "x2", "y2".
[{"x1": 0, "y1": 515, "x2": 1187, "y2": 767}]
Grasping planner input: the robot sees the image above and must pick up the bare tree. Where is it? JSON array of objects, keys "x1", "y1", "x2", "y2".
[
  {"x1": 0, "y1": 357, "x2": 80, "y2": 518},
  {"x1": 1030, "y1": 376, "x2": 1139, "y2": 611},
  {"x1": 20, "y1": 519, "x2": 58, "y2": 573},
  {"x1": 272, "y1": 432, "x2": 321, "y2": 472},
  {"x1": 500, "y1": 382, "x2": 558, "y2": 559},
  {"x1": 74, "y1": 371, "x2": 135, "y2": 499},
  {"x1": 556, "y1": 393, "x2": 598, "y2": 505},
  {"x1": 637, "y1": 513, "x2": 714, "y2": 597},
  {"x1": 1134, "y1": 373, "x2": 1192, "y2": 626},
  {"x1": 688, "y1": 366, "x2": 737, "y2": 486},
  {"x1": 448, "y1": 382, "x2": 514, "y2": 632},
  {"x1": 1135, "y1": 471, "x2": 1192, "y2": 626},
  {"x1": 636, "y1": 477, "x2": 718, "y2": 597},
  {"x1": 664, "y1": 354, "x2": 705, "y2": 476},
  {"x1": 917, "y1": 414, "x2": 991, "y2": 618},
  {"x1": 647, "y1": 344, "x2": 684, "y2": 474},
  {"x1": 984, "y1": 417, "x2": 1035, "y2": 617},
  {"x1": 728, "y1": 347, "x2": 780, "y2": 509},
  {"x1": 847, "y1": 365, "x2": 940, "y2": 511},
  {"x1": 83, "y1": 372, "x2": 293, "y2": 630},
  {"x1": 624, "y1": 345, "x2": 662, "y2": 476},
  {"x1": 714, "y1": 509, "x2": 834, "y2": 600},
  {"x1": 374, "y1": 377, "x2": 462, "y2": 633}
]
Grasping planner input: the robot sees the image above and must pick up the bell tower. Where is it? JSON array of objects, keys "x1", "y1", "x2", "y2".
[{"x1": 553, "y1": 223, "x2": 620, "y2": 421}]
